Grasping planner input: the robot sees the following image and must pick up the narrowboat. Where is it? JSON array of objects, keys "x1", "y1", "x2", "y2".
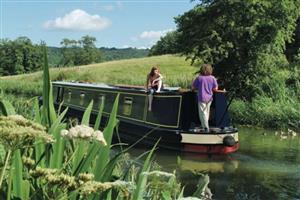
[{"x1": 52, "y1": 81, "x2": 239, "y2": 154}]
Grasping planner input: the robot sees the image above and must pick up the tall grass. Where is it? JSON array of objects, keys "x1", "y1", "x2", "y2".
[{"x1": 230, "y1": 67, "x2": 300, "y2": 130}]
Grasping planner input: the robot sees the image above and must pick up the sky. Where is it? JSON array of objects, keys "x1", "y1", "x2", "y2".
[{"x1": 0, "y1": 0, "x2": 198, "y2": 48}]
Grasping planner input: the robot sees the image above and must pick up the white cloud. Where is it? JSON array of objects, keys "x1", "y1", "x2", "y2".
[
  {"x1": 138, "y1": 29, "x2": 173, "y2": 40},
  {"x1": 130, "y1": 29, "x2": 173, "y2": 47},
  {"x1": 137, "y1": 46, "x2": 149, "y2": 49},
  {"x1": 43, "y1": 9, "x2": 111, "y2": 31}
]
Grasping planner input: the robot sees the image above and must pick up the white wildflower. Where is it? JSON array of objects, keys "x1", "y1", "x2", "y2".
[
  {"x1": 60, "y1": 129, "x2": 69, "y2": 137},
  {"x1": 69, "y1": 127, "x2": 78, "y2": 138},
  {"x1": 94, "y1": 130, "x2": 107, "y2": 145},
  {"x1": 78, "y1": 173, "x2": 94, "y2": 182},
  {"x1": 79, "y1": 125, "x2": 94, "y2": 138},
  {"x1": 0, "y1": 115, "x2": 54, "y2": 150},
  {"x1": 142, "y1": 170, "x2": 175, "y2": 179},
  {"x1": 60, "y1": 125, "x2": 107, "y2": 145},
  {"x1": 80, "y1": 180, "x2": 134, "y2": 197},
  {"x1": 9, "y1": 115, "x2": 26, "y2": 121}
]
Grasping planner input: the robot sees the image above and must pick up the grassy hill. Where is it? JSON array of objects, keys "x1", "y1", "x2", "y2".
[{"x1": 0, "y1": 55, "x2": 197, "y2": 97}]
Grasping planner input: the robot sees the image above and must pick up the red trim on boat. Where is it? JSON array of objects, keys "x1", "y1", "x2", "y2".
[{"x1": 183, "y1": 143, "x2": 239, "y2": 154}]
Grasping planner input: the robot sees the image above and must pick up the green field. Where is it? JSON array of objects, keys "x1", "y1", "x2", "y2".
[{"x1": 0, "y1": 55, "x2": 197, "y2": 96}]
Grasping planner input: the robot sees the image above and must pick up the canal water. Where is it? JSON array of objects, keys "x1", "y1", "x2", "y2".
[{"x1": 131, "y1": 127, "x2": 300, "y2": 199}]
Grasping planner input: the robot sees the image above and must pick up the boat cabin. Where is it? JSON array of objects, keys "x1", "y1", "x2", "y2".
[{"x1": 52, "y1": 81, "x2": 239, "y2": 154}]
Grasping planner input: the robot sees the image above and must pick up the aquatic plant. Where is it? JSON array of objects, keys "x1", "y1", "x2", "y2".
[
  {"x1": 0, "y1": 115, "x2": 53, "y2": 150},
  {"x1": 0, "y1": 114, "x2": 53, "y2": 191}
]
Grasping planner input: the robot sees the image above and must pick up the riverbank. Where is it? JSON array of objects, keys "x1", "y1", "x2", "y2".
[{"x1": 230, "y1": 66, "x2": 300, "y2": 131}]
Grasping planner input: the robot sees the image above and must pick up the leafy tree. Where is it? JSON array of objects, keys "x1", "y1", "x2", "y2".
[
  {"x1": 16, "y1": 36, "x2": 43, "y2": 73},
  {"x1": 60, "y1": 38, "x2": 78, "y2": 66},
  {"x1": 80, "y1": 35, "x2": 96, "y2": 49},
  {"x1": 149, "y1": 31, "x2": 181, "y2": 56},
  {"x1": 0, "y1": 37, "x2": 43, "y2": 76},
  {"x1": 175, "y1": 0, "x2": 300, "y2": 98},
  {"x1": 60, "y1": 35, "x2": 101, "y2": 66},
  {"x1": 47, "y1": 47, "x2": 63, "y2": 67},
  {"x1": 285, "y1": 19, "x2": 300, "y2": 62},
  {"x1": 99, "y1": 47, "x2": 149, "y2": 61},
  {"x1": 79, "y1": 35, "x2": 101, "y2": 64}
]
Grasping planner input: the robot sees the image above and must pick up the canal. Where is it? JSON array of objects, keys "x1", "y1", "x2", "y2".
[{"x1": 131, "y1": 126, "x2": 300, "y2": 199}]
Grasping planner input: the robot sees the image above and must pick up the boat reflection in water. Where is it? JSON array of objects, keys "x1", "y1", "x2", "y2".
[
  {"x1": 140, "y1": 149, "x2": 240, "y2": 197},
  {"x1": 146, "y1": 149, "x2": 239, "y2": 174},
  {"x1": 178, "y1": 157, "x2": 239, "y2": 174},
  {"x1": 52, "y1": 81, "x2": 239, "y2": 154}
]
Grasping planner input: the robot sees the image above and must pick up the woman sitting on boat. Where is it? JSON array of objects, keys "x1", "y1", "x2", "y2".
[{"x1": 145, "y1": 66, "x2": 164, "y2": 111}]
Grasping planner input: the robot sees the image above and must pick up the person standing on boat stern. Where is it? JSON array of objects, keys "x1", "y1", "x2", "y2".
[
  {"x1": 145, "y1": 66, "x2": 163, "y2": 111},
  {"x1": 192, "y1": 64, "x2": 223, "y2": 132}
]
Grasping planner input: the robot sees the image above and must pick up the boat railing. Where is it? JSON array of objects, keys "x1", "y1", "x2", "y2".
[
  {"x1": 112, "y1": 84, "x2": 182, "y2": 93},
  {"x1": 53, "y1": 81, "x2": 185, "y2": 94}
]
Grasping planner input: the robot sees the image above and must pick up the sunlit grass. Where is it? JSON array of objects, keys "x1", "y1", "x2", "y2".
[{"x1": 0, "y1": 55, "x2": 198, "y2": 97}]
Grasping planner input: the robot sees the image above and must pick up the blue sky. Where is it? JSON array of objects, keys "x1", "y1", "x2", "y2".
[{"x1": 0, "y1": 0, "x2": 197, "y2": 48}]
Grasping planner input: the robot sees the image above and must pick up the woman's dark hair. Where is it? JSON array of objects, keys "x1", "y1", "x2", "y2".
[{"x1": 149, "y1": 66, "x2": 159, "y2": 76}]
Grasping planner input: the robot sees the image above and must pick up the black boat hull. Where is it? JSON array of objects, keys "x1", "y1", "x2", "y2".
[{"x1": 61, "y1": 104, "x2": 238, "y2": 154}]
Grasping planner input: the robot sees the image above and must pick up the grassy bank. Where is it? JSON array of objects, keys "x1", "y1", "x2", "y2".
[
  {"x1": 1, "y1": 54, "x2": 299, "y2": 130},
  {"x1": 230, "y1": 67, "x2": 300, "y2": 130},
  {"x1": 0, "y1": 55, "x2": 196, "y2": 96}
]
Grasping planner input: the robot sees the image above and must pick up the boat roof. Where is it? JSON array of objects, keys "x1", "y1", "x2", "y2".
[{"x1": 52, "y1": 81, "x2": 183, "y2": 93}]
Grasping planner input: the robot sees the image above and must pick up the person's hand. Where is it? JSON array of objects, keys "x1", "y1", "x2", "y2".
[{"x1": 213, "y1": 88, "x2": 226, "y2": 93}]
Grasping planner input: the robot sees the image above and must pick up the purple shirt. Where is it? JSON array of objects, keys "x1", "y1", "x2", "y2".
[{"x1": 193, "y1": 75, "x2": 218, "y2": 103}]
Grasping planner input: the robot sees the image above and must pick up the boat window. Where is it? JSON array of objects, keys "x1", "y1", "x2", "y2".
[
  {"x1": 67, "y1": 90, "x2": 72, "y2": 102},
  {"x1": 123, "y1": 97, "x2": 133, "y2": 116},
  {"x1": 58, "y1": 87, "x2": 64, "y2": 102},
  {"x1": 79, "y1": 92, "x2": 85, "y2": 106},
  {"x1": 98, "y1": 94, "x2": 105, "y2": 108}
]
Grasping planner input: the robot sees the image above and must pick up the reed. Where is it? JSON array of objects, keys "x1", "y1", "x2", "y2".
[{"x1": 230, "y1": 67, "x2": 300, "y2": 130}]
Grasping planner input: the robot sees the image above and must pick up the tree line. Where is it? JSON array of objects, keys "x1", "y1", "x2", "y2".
[
  {"x1": 0, "y1": 35, "x2": 149, "y2": 76},
  {"x1": 59, "y1": 35, "x2": 101, "y2": 66},
  {"x1": 0, "y1": 35, "x2": 101, "y2": 76},
  {"x1": 150, "y1": 0, "x2": 300, "y2": 99}
]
